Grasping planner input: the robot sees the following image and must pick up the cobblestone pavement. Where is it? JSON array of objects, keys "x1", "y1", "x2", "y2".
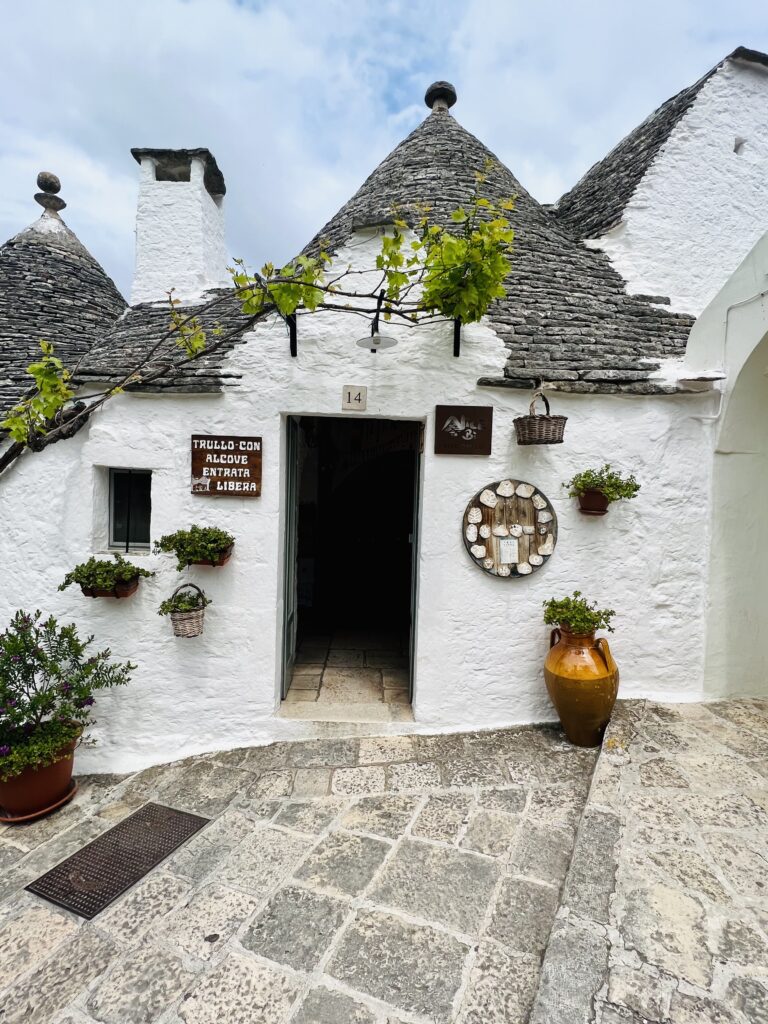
[
  {"x1": 531, "y1": 698, "x2": 768, "y2": 1024},
  {"x1": 0, "y1": 701, "x2": 766, "y2": 1023},
  {"x1": 0, "y1": 724, "x2": 595, "y2": 1024}
]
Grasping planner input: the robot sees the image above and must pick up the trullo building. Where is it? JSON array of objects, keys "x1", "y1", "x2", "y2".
[{"x1": 2, "y1": 48, "x2": 768, "y2": 772}]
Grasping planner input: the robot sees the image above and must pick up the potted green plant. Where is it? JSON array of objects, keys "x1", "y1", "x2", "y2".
[
  {"x1": 58, "y1": 553, "x2": 154, "y2": 598},
  {"x1": 0, "y1": 610, "x2": 134, "y2": 821},
  {"x1": 542, "y1": 591, "x2": 619, "y2": 747},
  {"x1": 158, "y1": 583, "x2": 211, "y2": 637},
  {"x1": 564, "y1": 464, "x2": 640, "y2": 515},
  {"x1": 153, "y1": 525, "x2": 235, "y2": 569}
]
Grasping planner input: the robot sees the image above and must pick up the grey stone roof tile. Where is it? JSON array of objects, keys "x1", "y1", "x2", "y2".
[
  {"x1": 555, "y1": 46, "x2": 768, "y2": 241},
  {"x1": 0, "y1": 211, "x2": 125, "y2": 413},
  {"x1": 77, "y1": 289, "x2": 251, "y2": 392},
  {"x1": 304, "y1": 106, "x2": 695, "y2": 392}
]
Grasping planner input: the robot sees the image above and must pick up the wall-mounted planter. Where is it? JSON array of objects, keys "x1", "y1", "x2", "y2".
[
  {"x1": 80, "y1": 578, "x2": 141, "y2": 598},
  {"x1": 190, "y1": 544, "x2": 234, "y2": 567},
  {"x1": 154, "y1": 527, "x2": 236, "y2": 571},
  {"x1": 160, "y1": 583, "x2": 210, "y2": 638},
  {"x1": 577, "y1": 490, "x2": 610, "y2": 516}
]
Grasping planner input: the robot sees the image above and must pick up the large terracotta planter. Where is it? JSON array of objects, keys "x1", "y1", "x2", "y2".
[
  {"x1": 0, "y1": 735, "x2": 78, "y2": 820},
  {"x1": 544, "y1": 627, "x2": 619, "y2": 747},
  {"x1": 577, "y1": 489, "x2": 610, "y2": 516}
]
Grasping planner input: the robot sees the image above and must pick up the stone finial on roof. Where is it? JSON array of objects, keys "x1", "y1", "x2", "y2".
[
  {"x1": 425, "y1": 81, "x2": 457, "y2": 112},
  {"x1": 35, "y1": 171, "x2": 67, "y2": 212}
]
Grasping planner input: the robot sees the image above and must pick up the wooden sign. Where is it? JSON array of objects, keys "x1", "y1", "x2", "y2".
[
  {"x1": 191, "y1": 435, "x2": 262, "y2": 496},
  {"x1": 462, "y1": 479, "x2": 557, "y2": 577},
  {"x1": 434, "y1": 405, "x2": 493, "y2": 455}
]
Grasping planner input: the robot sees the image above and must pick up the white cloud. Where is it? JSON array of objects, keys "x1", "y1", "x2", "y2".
[{"x1": 1, "y1": 0, "x2": 766, "y2": 295}]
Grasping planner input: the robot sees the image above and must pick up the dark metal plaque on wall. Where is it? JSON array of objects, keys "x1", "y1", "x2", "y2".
[
  {"x1": 434, "y1": 405, "x2": 493, "y2": 455},
  {"x1": 191, "y1": 434, "x2": 262, "y2": 496}
]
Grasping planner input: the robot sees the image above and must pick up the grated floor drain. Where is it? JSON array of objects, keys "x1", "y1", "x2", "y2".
[{"x1": 26, "y1": 802, "x2": 209, "y2": 918}]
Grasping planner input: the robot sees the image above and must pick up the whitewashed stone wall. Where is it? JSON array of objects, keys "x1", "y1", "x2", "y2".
[
  {"x1": 1, "y1": 233, "x2": 718, "y2": 773},
  {"x1": 588, "y1": 59, "x2": 768, "y2": 316}
]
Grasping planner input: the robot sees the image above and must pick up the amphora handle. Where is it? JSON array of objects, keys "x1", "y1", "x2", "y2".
[
  {"x1": 549, "y1": 628, "x2": 561, "y2": 649},
  {"x1": 595, "y1": 637, "x2": 618, "y2": 675}
]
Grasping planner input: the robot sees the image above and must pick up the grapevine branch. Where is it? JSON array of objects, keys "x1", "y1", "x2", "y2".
[{"x1": 0, "y1": 177, "x2": 515, "y2": 480}]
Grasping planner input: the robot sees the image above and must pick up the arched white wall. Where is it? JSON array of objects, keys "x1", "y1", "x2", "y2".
[{"x1": 704, "y1": 330, "x2": 768, "y2": 697}]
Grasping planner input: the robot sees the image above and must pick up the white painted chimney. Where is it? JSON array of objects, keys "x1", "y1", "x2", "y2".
[{"x1": 130, "y1": 147, "x2": 229, "y2": 305}]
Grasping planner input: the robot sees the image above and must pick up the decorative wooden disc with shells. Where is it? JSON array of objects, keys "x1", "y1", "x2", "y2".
[{"x1": 462, "y1": 479, "x2": 557, "y2": 578}]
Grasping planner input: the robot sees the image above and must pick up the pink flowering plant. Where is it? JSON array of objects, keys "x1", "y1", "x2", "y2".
[{"x1": 0, "y1": 611, "x2": 134, "y2": 782}]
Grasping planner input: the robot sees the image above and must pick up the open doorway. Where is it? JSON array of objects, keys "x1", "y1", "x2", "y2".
[{"x1": 282, "y1": 416, "x2": 421, "y2": 719}]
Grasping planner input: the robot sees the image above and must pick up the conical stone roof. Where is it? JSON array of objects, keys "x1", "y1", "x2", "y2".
[
  {"x1": 306, "y1": 104, "x2": 695, "y2": 393},
  {"x1": 0, "y1": 209, "x2": 125, "y2": 413}
]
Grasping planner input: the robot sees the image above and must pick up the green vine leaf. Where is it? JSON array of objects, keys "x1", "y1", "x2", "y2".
[{"x1": 0, "y1": 340, "x2": 75, "y2": 444}]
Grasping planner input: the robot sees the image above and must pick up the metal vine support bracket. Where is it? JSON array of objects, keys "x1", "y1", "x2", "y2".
[{"x1": 453, "y1": 318, "x2": 462, "y2": 357}]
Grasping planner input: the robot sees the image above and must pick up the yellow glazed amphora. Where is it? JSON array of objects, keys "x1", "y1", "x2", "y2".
[{"x1": 544, "y1": 627, "x2": 619, "y2": 747}]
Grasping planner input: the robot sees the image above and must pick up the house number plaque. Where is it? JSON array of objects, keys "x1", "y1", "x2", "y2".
[
  {"x1": 342, "y1": 385, "x2": 367, "y2": 411},
  {"x1": 462, "y1": 479, "x2": 557, "y2": 577},
  {"x1": 191, "y1": 435, "x2": 262, "y2": 496}
]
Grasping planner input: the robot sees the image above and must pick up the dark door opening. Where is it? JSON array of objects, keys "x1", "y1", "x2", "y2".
[{"x1": 282, "y1": 416, "x2": 421, "y2": 712}]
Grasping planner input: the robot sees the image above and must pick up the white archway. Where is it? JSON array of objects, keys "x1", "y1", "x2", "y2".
[
  {"x1": 681, "y1": 228, "x2": 768, "y2": 698},
  {"x1": 704, "y1": 329, "x2": 768, "y2": 697}
]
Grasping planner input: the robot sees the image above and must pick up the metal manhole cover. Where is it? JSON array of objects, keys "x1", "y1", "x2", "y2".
[{"x1": 26, "y1": 802, "x2": 209, "y2": 919}]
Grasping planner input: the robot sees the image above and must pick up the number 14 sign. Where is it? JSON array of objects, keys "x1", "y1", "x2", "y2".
[{"x1": 342, "y1": 385, "x2": 367, "y2": 411}]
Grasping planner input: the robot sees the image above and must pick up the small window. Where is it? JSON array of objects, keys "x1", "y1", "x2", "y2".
[{"x1": 109, "y1": 469, "x2": 152, "y2": 551}]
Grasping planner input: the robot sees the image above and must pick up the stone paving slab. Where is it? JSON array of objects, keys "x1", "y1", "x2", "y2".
[
  {"x1": 530, "y1": 698, "x2": 768, "y2": 1024},
  {"x1": 6, "y1": 707, "x2": 763, "y2": 1023}
]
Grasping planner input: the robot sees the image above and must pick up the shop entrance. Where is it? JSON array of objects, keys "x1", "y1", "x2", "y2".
[{"x1": 281, "y1": 416, "x2": 422, "y2": 716}]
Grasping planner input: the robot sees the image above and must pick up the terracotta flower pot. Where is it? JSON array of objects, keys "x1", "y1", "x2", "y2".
[
  {"x1": 0, "y1": 734, "x2": 79, "y2": 818},
  {"x1": 81, "y1": 578, "x2": 139, "y2": 598},
  {"x1": 190, "y1": 544, "x2": 233, "y2": 567},
  {"x1": 544, "y1": 627, "x2": 619, "y2": 747},
  {"x1": 577, "y1": 489, "x2": 610, "y2": 516}
]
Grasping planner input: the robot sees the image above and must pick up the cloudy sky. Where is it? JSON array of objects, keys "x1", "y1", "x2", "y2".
[{"x1": 2, "y1": 0, "x2": 767, "y2": 296}]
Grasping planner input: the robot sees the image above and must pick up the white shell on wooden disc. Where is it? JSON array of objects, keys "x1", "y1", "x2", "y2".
[
  {"x1": 492, "y1": 525, "x2": 509, "y2": 536},
  {"x1": 483, "y1": 557, "x2": 495, "y2": 570},
  {"x1": 538, "y1": 535, "x2": 554, "y2": 555},
  {"x1": 465, "y1": 524, "x2": 478, "y2": 542},
  {"x1": 517, "y1": 562, "x2": 532, "y2": 575},
  {"x1": 468, "y1": 507, "x2": 482, "y2": 523},
  {"x1": 523, "y1": 525, "x2": 535, "y2": 535},
  {"x1": 529, "y1": 553, "x2": 543, "y2": 566},
  {"x1": 479, "y1": 524, "x2": 491, "y2": 538},
  {"x1": 497, "y1": 564, "x2": 511, "y2": 576},
  {"x1": 532, "y1": 493, "x2": 547, "y2": 510},
  {"x1": 470, "y1": 544, "x2": 487, "y2": 558},
  {"x1": 538, "y1": 526, "x2": 548, "y2": 535},
  {"x1": 496, "y1": 480, "x2": 515, "y2": 497},
  {"x1": 537, "y1": 510, "x2": 554, "y2": 523},
  {"x1": 516, "y1": 483, "x2": 535, "y2": 498},
  {"x1": 479, "y1": 489, "x2": 498, "y2": 508},
  {"x1": 509, "y1": 524, "x2": 523, "y2": 537}
]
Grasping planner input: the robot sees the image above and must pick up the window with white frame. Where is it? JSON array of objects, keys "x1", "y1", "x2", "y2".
[{"x1": 109, "y1": 469, "x2": 152, "y2": 551}]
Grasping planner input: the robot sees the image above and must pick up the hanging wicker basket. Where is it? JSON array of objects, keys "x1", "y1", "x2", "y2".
[
  {"x1": 513, "y1": 390, "x2": 567, "y2": 445},
  {"x1": 168, "y1": 583, "x2": 207, "y2": 638}
]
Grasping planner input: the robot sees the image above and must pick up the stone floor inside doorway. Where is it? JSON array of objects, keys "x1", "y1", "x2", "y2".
[
  {"x1": 1, "y1": 698, "x2": 767, "y2": 1023},
  {"x1": 281, "y1": 629, "x2": 414, "y2": 723}
]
